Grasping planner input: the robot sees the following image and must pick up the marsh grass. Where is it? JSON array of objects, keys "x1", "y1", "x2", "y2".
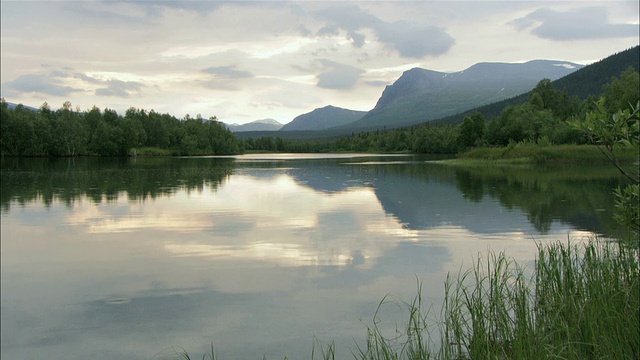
[
  {"x1": 456, "y1": 144, "x2": 638, "y2": 165},
  {"x1": 173, "y1": 240, "x2": 639, "y2": 360}
]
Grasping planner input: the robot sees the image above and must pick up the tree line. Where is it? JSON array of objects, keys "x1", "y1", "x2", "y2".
[{"x1": 0, "y1": 101, "x2": 243, "y2": 156}]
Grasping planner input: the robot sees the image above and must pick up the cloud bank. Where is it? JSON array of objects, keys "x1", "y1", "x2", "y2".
[
  {"x1": 313, "y1": 5, "x2": 455, "y2": 58},
  {"x1": 511, "y1": 7, "x2": 640, "y2": 41},
  {"x1": 1, "y1": 1, "x2": 637, "y2": 124}
]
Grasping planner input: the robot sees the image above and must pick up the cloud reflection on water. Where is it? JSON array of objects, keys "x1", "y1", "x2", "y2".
[{"x1": 65, "y1": 173, "x2": 425, "y2": 268}]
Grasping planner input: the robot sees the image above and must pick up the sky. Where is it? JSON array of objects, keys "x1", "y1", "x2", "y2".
[{"x1": 1, "y1": 1, "x2": 638, "y2": 125}]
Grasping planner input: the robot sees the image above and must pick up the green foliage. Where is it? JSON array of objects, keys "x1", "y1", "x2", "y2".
[
  {"x1": 0, "y1": 99, "x2": 243, "y2": 157},
  {"x1": 569, "y1": 97, "x2": 639, "y2": 241},
  {"x1": 569, "y1": 99, "x2": 639, "y2": 160},
  {"x1": 410, "y1": 124, "x2": 459, "y2": 153},
  {"x1": 457, "y1": 113, "x2": 485, "y2": 149},
  {"x1": 603, "y1": 66, "x2": 640, "y2": 114},
  {"x1": 458, "y1": 143, "x2": 637, "y2": 165},
  {"x1": 484, "y1": 81, "x2": 585, "y2": 147}
]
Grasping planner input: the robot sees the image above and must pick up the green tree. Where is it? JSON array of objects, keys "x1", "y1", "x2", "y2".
[
  {"x1": 458, "y1": 112, "x2": 485, "y2": 149},
  {"x1": 602, "y1": 67, "x2": 640, "y2": 114},
  {"x1": 52, "y1": 102, "x2": 88, "y2": 156},
  {"x1": 411, "y1": 124, "x2": 459, "y2": 153},
  {"x1": 34, "y1": 102, "x2": 54, "y2": 155},
  {"x1": 91, "y1": 120, "x2": 119, "y2": 156},
  {"x1": 529, "y1": 78, "x2": 580, "y2": 121}
]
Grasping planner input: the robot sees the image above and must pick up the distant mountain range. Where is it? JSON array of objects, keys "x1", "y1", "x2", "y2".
[
  {"x1": 341, "y1": 60, "x2": 583, "y2": 130},
  {"x1": 234, "y1": 46, "x2": 638, "y2": 140},
  {"x1": 280, "y1": 105, "x2": 367, "y2": 131},
  {"x1": 235, "y1": 60, "x2": 582, "y2": 134},
  {"x1": 226, "y1": 105, "x2": 366, "y2": 133},
  {"x1": 225, "y1": 118, "x2": 283, "y2": 132},
  {"x1": 5, "y1": 102, "x2": 38, "y2": 112}
]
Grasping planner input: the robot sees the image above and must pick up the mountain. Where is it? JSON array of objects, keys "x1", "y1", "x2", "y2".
[
  {"x1": 436, "y1": 46, "x2": 640, "y2": 125},
  {"x1": 341, "y1": 60, "x2": 584, "y2": 131},
  {"x1": 280, "y1": 105, "x2": 367, "y2": 131},
  {"x1": 6, "y1": 102, "x2": 38, "y2": 112},
  {"x1": 236, "y1": 47, "x2": 638, "y2": 140},
  {"x1": 225, "y1": 118, "x2": 283, "y2": 132}
]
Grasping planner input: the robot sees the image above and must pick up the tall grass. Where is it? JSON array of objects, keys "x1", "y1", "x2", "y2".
[
  {"x1": 355, "y1": 240, "x2": 639, "y2": 360},
  {"x1": 456, "y1": 144, "x2": 638, "y2": 165},
  {"x1": 171, "y1": 240, "x2": 639, "y2": 359}
]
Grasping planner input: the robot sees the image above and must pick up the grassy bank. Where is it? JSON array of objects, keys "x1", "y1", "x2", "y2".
[
  {"x1": 171, "y1": 240, "x2": 639, "y2": 360},
  {"x1": 453, "y1": 144, "x2": 638, "y2": 165}
]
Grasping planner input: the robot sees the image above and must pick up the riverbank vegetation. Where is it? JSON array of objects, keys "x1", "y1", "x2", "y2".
[{"x1": 454, "y1": 143, "x2": 637, "y2": 165}]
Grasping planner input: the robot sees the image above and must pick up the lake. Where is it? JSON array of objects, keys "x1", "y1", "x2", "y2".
[{"x1": 0, "y1": 154, "x2": 627, "y2": 359}]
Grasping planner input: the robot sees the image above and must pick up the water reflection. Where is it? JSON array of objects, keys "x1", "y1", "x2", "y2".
[
  {"x1": 0, "y1": 157, "x2": 234, "y2": 210},
  {"x1": 0, "y1": 155, "x2": 627, "y2": 360},
  {"x1": 1, "y1": 156, "x2": 625, "y2": 239}
]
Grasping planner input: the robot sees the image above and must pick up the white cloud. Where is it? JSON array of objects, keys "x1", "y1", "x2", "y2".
[
  {"x1": 511, "y1": 7, "x2": 640, "y2": 41},
  {"x1": 1, "y1": 1, "x2": 638, "y2": 124},
  {"x1": 3, "y1": 74, "x2": 82, "y2": 97},
  {"x1": 316, "y1": 60, "x2": 365, "y2": 90}
]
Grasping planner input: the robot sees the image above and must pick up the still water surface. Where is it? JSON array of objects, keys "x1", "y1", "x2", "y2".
[{"x1": 0, "y1": 154, "x2": 625, "y2": 359}]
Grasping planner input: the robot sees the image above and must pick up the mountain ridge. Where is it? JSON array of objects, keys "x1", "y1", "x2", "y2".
[
  {"x1": 340, "y1": 59, "x2": 584, "y2": 131},
  {"x1": 280, "y1": 105, "x2": 367, "y2": 131},
  {"x1": 224, "y1": 118, "x2": 283, "y2": 132}
]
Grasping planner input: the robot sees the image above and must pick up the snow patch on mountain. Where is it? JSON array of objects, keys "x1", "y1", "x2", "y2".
[{"x1": 554, "y1": 63, "x2": 578, "y2": 69}]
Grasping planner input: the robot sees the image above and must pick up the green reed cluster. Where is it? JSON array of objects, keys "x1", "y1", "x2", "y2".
[{"x1": 354, "y1": 240, "x2": 639, "y2": 360}]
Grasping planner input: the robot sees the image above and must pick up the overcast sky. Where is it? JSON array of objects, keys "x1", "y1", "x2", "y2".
[{"x1": 1, "y1": 1, "x2": 638, "y2": 125}]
